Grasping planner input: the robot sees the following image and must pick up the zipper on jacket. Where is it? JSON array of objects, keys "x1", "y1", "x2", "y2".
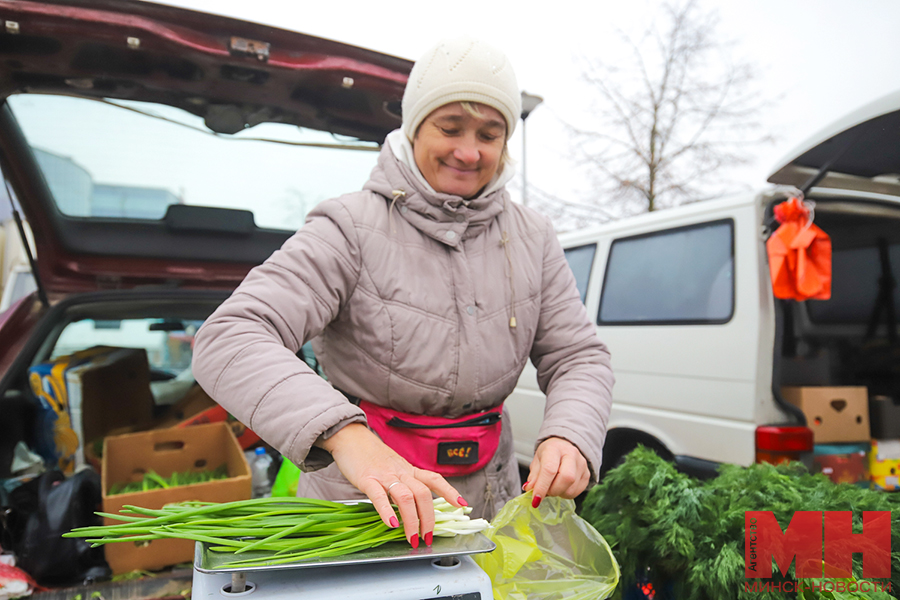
[{"x1": 387, "y1": 413, "x2": 502, "y2": 429}]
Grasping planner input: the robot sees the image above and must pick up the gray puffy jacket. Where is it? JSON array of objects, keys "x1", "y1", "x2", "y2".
[{"x1": 192, "y1": 140, "x2": 614, "y2": 518}]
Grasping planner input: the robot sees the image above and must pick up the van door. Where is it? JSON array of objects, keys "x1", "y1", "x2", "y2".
[{"x1": 596, "y1": 201, "x2": 768, "y2": 466}]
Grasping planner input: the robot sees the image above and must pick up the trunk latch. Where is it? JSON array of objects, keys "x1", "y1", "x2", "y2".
[{"x1": 229, "y1": 37, "x2": 270, "y2": 62}]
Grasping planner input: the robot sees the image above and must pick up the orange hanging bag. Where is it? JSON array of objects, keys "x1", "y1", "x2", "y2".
[{"x1": 766, "y1": 196, "x2": 832, "y2": 301}]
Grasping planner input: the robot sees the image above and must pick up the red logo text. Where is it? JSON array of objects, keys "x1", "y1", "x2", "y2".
[{"x1": 745, "y1": 511, "x2": 891, "y2": 579}]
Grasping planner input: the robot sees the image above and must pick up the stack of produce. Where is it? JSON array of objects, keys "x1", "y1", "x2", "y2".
[
  {"x1": 580, "y1": 447, "x2": 900, "y2": 600},
  {"x1": 64, "y1": 497, "x2": 487, "y2": 567},
  {"x1": 108, "y1": 466, "x2": 229, "y2": 495}
]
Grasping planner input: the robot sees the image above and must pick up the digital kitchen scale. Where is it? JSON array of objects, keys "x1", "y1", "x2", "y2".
[{"x1": 191, "y1": 533, "x2": 496, "y2": 600}]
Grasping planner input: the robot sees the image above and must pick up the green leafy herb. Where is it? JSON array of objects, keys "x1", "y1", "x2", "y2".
[{"x1": 580, "y1": 447, "x2": 900, "y2": 600}]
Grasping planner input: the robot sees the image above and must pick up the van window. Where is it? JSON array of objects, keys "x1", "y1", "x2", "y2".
[
  {"x1": 564, "y1": 244, "x2": 596, "y2": 304},
  {"x1": 807, "y1": 243, "x2": 900, "y2": 324},
  {"x1": 598, "y1": 220, "x2": 734, "y2": 324}
]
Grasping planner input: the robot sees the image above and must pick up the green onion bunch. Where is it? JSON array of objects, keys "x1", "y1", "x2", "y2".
[
  {"x1": 108, "y1": 465, "x2": 229, "y2": 495},
  {"x1": 64, "y1": 496, "x2": 487, "y2": 567}
]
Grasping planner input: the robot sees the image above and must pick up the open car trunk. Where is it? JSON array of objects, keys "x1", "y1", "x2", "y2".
[
  {"x1": 776, "y1": 197, "x2": 900, "y2": 439},
  {"x1": 0, "y1": 289, "x2": 227, "y2": 475},
  {"x1": 0, "y1": 4, "x2": 406, "y2": 563},
  {"x1": 767, "y1": 88, "x2": 900, "y2": 446}
]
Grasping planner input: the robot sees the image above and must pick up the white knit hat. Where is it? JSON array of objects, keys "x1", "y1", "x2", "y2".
[{"x1": 401, "y1": 37, "x2": 521, "y2": 141}]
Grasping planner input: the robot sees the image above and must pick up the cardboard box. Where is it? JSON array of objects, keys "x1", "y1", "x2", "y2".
[
  {"x1": 28, "y1": 346, "x2": 155, "y2": 472},
  {"x1": 782, "y1": 386, "x2": 870, "y2": 443},
  {"x1": 101, "y1": 421, "x2": 251, "y2": 574},
  {"x1": 151, "y1": 384, "x2": 219, "y2": 430},
  {"x1": 152, "y1": 385, "x2": 260, "y2": 449},
  {"x1": 177, "y1": 404, "x2": 261, "y2": 449},
  {"x1": 869, "y1": 439, "x2": 900, "y2": 491}
]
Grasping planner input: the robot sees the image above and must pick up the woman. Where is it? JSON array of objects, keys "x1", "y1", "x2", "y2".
[{"x1": 192, "y1": 37, "x2": 613, "y2": 549}]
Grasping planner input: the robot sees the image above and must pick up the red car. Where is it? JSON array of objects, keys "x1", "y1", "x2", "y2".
[{"x1": 0, "y1": 0, "x2": 410, "y2": 478}]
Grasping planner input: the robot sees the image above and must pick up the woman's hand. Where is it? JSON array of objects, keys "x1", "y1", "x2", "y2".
[
  {"x1": 522, "y1": 437, "x2": 590, "y2": 508},
  {"x1": 320, "y1": 423, "x2": 466, "y2": 548}
]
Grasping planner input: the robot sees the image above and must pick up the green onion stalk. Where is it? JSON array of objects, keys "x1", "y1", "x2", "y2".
[
  {"x1": 108, "y1": 466, "x2": 229, "y2": 496},
  {"x1": 64, "y1": 497, "x2": 488, "y2": 567}
]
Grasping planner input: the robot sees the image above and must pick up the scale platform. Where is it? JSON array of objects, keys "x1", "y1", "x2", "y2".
[{"x1": 191, "y1": 533, "x2": 496, "y2": 600}]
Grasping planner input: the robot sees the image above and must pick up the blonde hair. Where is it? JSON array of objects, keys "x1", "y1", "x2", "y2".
[{"x1": 415, "y1": 101, "x2": 512, "y2": 167}]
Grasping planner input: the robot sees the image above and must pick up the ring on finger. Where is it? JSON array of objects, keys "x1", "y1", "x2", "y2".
[{"x1": 387, "y1": 481, "x2": 402, "y2": 493}]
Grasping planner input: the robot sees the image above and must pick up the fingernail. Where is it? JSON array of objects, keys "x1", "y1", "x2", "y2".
[
  {"x1": 424, "y1": 531, "x2": 433, "y2": 546},
  {"x1": 457, "y1": 496, "x2": 468, "y2": 507},
  {"x1": 522, "y1": 481, "x2": 529, "y2": 492},
  {"x1": 532, "y1": 495, "x2": 542, "y2": 509},
  {"x1": 389, "y1": 516, "x2": 399, "y2": 528},
  {"x1": 410, "y1": 533, "x2": 419, "y2": 549}
]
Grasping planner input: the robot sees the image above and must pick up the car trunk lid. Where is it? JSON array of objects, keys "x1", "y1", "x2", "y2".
[
  {"x1": 767, "y1": 89, "x2": 900, "y2": 198},
  {"x1": 0, "y1": 0, "x2": 410, "y2": 293}
]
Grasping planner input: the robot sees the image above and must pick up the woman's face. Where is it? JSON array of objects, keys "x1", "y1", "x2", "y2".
[{"x1": 413, "y1": 102, "x2": 506, "y2": 199}]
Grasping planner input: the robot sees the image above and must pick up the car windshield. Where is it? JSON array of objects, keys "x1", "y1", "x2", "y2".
[{"x1": 6, "y1": 94, "x2": 381, "y2": 231}]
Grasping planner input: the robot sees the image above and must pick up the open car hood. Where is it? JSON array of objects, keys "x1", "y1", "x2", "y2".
[
  {"x1": 0, "y1": 0, "x2": 411, "y2": 293},
  {"x1": 767, "y1": 89, "x2": 900, "y2": 199}
]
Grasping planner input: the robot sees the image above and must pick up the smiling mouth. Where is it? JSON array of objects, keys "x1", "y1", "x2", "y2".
[{"x1": 441, "y1": 162, "x2": 479, "y2": 175}]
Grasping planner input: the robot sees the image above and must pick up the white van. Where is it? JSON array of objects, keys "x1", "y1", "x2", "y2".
[{"x1": 508, "y1": 90, "x2": 900, "y2": 478}]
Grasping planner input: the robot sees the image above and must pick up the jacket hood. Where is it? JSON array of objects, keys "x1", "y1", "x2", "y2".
[{"x1": 363, "y1": 133, "x2": 508, "y2": 247}]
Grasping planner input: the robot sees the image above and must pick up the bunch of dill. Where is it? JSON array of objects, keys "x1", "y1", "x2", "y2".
[{"x1": 580, "y1": 446, "x2": 900, "y2": 600}]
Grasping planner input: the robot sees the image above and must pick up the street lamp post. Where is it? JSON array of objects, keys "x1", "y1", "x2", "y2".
[{"x1": 520, "y1": 91, "x2": 543, "y2": 207}]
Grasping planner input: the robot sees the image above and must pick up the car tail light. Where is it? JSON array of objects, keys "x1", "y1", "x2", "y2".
[{"x1": 755, "y1": 425, "x2": 813, "y2": 465}]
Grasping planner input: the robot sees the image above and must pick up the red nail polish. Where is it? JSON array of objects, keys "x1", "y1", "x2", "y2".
[
  {"x1": 410, "y1": 534, "x2": 419, "y2": 549},
  {"x1": 532, "y1": 495, "x2": 542, "y2": 509},
  {"x1": 522, "y1": 482, "x2": 529, "y2": 492},
  {"x1": 389, "y1": 516, "x2": 399, "y2": 528},
  {"x1": 425, "y1": 531, "x2": 433, "y2": 546},
  {"x1": 457, "y1": 496, "x2": 468, "y2": 507}
]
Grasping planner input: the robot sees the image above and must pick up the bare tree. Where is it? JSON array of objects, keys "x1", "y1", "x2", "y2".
[
  {"x1": 509, "y1": 177, "x2": 615, "y2": 233},
  {"x1": 569, "y1": 0, "x2": 775, "y2": 214},
  {"x1": 527, "y1": 185, "x2": 616, "y2": 232}
]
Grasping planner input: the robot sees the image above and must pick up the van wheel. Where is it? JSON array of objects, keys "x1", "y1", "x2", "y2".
[
  {"x1": 598, "y1": 429, "x2": 673, "y2": 480},
  {"x1": 571, "y1": 431, "x2": 672, "y2": 512}
]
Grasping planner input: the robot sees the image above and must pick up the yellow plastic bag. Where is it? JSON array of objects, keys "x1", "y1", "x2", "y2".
[{"x1": 473, "y1": 493, "x2": 620, "y2": 600}]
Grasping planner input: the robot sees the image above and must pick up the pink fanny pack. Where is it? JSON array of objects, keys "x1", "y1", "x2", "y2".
[{"x1": 357, "y1": 399, "x2": 503, "y2": 478}]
